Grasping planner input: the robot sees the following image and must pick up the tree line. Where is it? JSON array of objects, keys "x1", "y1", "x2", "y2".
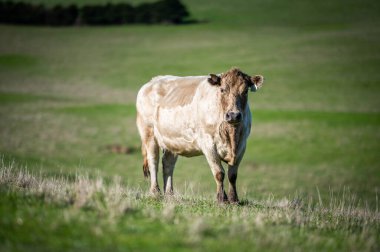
[{"x1": 0, "y1": 0, "x2": 191, "y2": 26}]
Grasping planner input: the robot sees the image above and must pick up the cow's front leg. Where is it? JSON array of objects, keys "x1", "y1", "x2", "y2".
[
  {"x1": 215, "y1": 170, "x2": 228, "y2": 203},
  {"x1": 227, "y1": 152, "x2": 244, "y2": 203},
  {"x1": 227, "y1": 165, "x2": 239, "y2": 203},
  {"x1": 204, "y1": 151, "x2": 228, "y2": 203}
]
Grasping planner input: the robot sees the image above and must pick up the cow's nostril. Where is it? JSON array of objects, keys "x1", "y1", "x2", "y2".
[
  {"x1": 236, "y1": 112, "x2": 242, "y2": 121},
  {"x1": 225, "y1": 113, "x2": 231, "y2": 121},
  {"x1": 226, "y1": 112, "x2": 242, "y2": 123}
]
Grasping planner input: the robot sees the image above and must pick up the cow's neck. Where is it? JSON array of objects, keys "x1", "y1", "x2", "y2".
[{"x1": 218, "y1": 122, "x2": 243, "y2": 166}]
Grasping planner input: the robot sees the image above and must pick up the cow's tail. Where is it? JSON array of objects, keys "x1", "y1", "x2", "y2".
[{"x1": 142, "y1": 145, "x2": 150, "y2": 178}]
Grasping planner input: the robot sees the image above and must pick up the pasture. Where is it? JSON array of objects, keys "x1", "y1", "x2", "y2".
[{"x1": 0, "y1": 0, "x2": 380, "y2": 251}]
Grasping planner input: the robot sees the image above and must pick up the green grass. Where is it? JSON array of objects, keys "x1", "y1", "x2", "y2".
[
  {"x1": 0, "y1": 0, "x2": 380, "y2": 251},
  {"x1": 1, "y1": 166, "x2": 379, "y2": 252},
  {"x1": 0, "y1": 54, "x2": 38, "y2": 68}
]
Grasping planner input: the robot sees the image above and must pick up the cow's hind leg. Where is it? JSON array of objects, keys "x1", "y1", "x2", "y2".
[
  {"x1": 162, "y1": 150, "x2": 178, "y2": 195},
  {"x1": 144, "y1": 133, "x2": 160, "y2": 195},
  {"x1": 137, "y1": 117, "x2": 160, "y2": 195}
]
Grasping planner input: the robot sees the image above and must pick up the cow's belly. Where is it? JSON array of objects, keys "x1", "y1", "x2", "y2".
[{"x1": 154, "y1": 106, "x2": 202, "y2": 157}]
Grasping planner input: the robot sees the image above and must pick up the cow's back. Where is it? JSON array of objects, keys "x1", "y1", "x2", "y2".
[
  {"x1": 136, "y1": 75, "x2": 204, "y2": 117},
  {"x1": 136, "y1": 75, "x2": 207, "y2": 156}
]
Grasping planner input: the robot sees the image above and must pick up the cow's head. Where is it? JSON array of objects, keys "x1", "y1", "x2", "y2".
[{"x1": 208, "y1": 68, "x2": 264, "y2": 125}]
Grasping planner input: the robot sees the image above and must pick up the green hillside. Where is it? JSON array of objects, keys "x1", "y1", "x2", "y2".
[{"x1": 0, "y1": 0, "x2": 379, "y2": 251}]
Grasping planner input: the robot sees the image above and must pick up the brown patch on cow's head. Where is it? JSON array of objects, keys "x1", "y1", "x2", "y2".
[{"x1": 208, "y1": 67, "x2": 264, "y2": 125}]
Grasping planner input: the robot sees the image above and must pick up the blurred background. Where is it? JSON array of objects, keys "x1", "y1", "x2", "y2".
[{"x1": 0, "y1": 0, "x2": 379, "y2": 206}]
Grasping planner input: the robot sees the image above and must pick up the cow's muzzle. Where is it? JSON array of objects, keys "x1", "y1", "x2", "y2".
[{"x1": 225, "y1": 111, "x2": 242, "y2": 124}]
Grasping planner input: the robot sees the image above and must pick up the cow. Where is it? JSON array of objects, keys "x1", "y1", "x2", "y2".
[{"x1": 136, "y1": 67, "x2": 264, "y2": 203}]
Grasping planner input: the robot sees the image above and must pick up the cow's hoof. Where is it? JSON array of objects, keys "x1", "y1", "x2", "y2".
[
  {"x1": 164, "y1": 190, "x2": 175, "y2": 199},
  {"x1": 228, "y1": 199, "x2": 239, "y2": 205},
  {"x1": 217, "y1": 191, "x2": 228, "y2": 204},
  {"x1": 228, "y1": 193, "x2": 239, "y2": 204},
  {"x1": 150, "y1": 186, "x2": 161, "y2": 197}
]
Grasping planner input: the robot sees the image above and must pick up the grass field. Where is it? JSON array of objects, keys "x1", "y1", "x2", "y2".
[{"x1": 1, "y1": 0, "x2": 380, "y2": 251}]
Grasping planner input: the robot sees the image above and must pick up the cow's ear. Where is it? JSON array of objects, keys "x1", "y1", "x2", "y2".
[
  {"x1": 250, "y1": 75, "x2": 264, "y2": 92},
  {"x1": 208, "y1": 74, "x2": 221, "y2": 86}
]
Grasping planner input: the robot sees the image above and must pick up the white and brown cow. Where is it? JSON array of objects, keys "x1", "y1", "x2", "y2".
[{"x1": 136, "y1": 67, "x2": 264, "y2": 203}]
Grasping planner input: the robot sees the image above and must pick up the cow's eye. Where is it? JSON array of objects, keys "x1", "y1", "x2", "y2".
[{"x1": 220, "y1": 88, "x2": 226, "y2": 93}]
